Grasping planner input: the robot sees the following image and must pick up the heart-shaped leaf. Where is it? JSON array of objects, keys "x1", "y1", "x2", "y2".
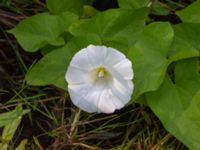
[
  {"x1": 147, "y1": 58, "x2": 200, "y2": 150},
  {"x1": 128, "y1": 22, "x2": 174, "y2": 100},
  {"x1": 128, "y1": 22, "x2": 199, "y2": 101},
  {"x1": 9, "y1": 12, "x2": 78, "y2": 52},
  {"x1": 69, "y1": 8, "x2": 148, "y2": 47}
]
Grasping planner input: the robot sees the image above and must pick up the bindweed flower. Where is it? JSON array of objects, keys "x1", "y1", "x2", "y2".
[{"x1": 65, "y1": 45, "x2": 134, "y2": 113}]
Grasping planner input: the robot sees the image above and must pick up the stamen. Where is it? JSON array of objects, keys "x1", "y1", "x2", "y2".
[{"x1": 97, "y1": 67, "x2": 106, "y2": 78}]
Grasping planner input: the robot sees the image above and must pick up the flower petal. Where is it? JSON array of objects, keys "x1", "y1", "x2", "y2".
[
  {"x1": 104, "y1": 47, "x2": 125, "y2": 66},
  {"x1": 66, "y1": 66, "x2": 92, "y2": 84},
  {"x1": 68, "y1": 81, "x2": 111, "y2": 113},
  {"x1": 69, "y1": 81, "x2": 132, "y2": 113},
  {"x1": 68, "y1": 83, "x2": 98, "y2": 112},
  {"x1": 109, "y1": 78, "x2": 133, "y2": 105},
  {"x1": 109, "y1": 91, "x2": 125, "y2": 109},
  {"x1": 114, "y1": 58, "x2": 133, "y2": 80},
  {"x1": 86, "y1": 45, "x2": 108, "y2": 66},
  {"x1": 97, "y1": 89, "x2": 116, "y2": 113},
  {"x1": 70, "y1": 48, "x2": 94, "y2": 71}
]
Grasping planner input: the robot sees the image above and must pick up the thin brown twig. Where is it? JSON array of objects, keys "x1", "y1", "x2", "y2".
[
  {"x1": 0, "y1": 96, "x2": 61, "y2": 110},
  {"x1": 53, "y1": 114, "x2": 117, "y2": 133},
  {"x1": 78, "y1": 114, "x2": 117, "y2": 125},
  {"x1": 72, "y1": 142, "x2": 100, "y2": 150},
  {"x1": 69, "y1": 109, "x2": 81, "y2": 138},
  {"x1": 0, "y1": 9, "x2": 27, "y2": 20},
  {"x1": 150, "y1": 134, "x2": 172, "y2": 150}
]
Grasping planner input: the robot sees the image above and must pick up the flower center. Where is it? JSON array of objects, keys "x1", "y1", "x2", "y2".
[{"x1": 97, "y1": 67, "x2": 107, "y2": 78}]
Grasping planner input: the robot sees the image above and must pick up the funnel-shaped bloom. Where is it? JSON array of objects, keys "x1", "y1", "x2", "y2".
[{"x1": 65, "y1": 45, "x2": 134, "y2": 113}]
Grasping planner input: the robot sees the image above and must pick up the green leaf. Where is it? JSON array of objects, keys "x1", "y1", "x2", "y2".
[
  {"x1": 175, "y1": 0, "x2": 200, "y2": 53},
  {"x1": 16, "y1": 139, "x2": 28, "y2": 150},
  {"x1": 147, "y1": 58, "x2": 200, "y2": 150},
  {"x1": 2, "y1": 114, "x2": 22, "y2": 142},
  {"x1": 174, "y1": 0, "x2": 200, "y2": 50},
  {"x1": 25, "y1": 35, "x2": 101, "y2": 89},
  {"x1": 176, "y1": 0, "x2": 200, "y2": 23},
  {"x1": 46, "y1": 0, "x2": 83, "y2": 15},
  {"x1": 9, "y1": 12, "x2": 78, "y2": 52},
  {"x1": 128, "y1": 22, "x2": 174, "y2": 100},
  {"x1": 83, "y1": 5, "x2": 98, "y2": 17},
  {"x1": 59, "y1": 12, "x2": 79, "y2": 31},
  {"x1": 0, "y1": 105, "x2": 29, "y2": 128},
  {"x1": 0, "y1": 144, "x2": 8, "y2": 150},
  {"x1": 69, "y1": 8, "x2": 148, "y2": 47},
  {"x1": 128, "y1": 22, "x2": 199, "y2": 101},
  {"x1": 33, "y1": 136, "x2": 43, "y2": 150},
  {"x1": 174, "y1": 23, "x2": 200, "y2": 50},
  {"x1": 118, "y1": 0, "x2": 149, "y2": 9},
  {"x1": 168, "y1": 36, "x2": 199, "y2": 62},
  {"x1": 0, "y1": 106, "x2": 29, "y2": 142}
]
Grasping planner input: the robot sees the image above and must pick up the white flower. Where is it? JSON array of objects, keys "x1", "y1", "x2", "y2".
[{"x1": 65, "y1": 45, "x2": 134, "y2": 113}]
